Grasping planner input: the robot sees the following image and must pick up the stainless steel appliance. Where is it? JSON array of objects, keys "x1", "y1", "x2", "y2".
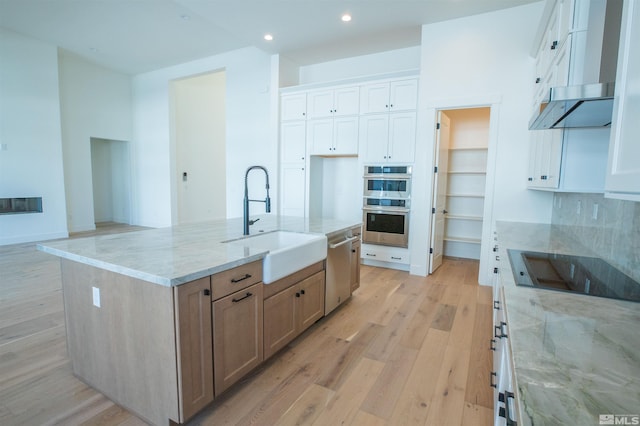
[
  {"x1": 362, "y1": 198, "x2": 410, "y2": 248},
  {"x1": 529, "y1": 0, "x2": 623, "y2": 130},
  {"x1": 362, "y1": 165, "x2": 411, "y2": 248},
  {"x1": 325, "y1": 226, "x2": 361, "y2": 315},
  {"x1": 507, "y1": 249, "x2": 640, "y2": 302},
  {"x1": 363, "y1": 165, "x2": 412, "y2": 198}
]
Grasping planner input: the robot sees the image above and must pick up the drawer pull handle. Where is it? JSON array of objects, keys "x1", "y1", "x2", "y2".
[
  {"x1": 493, "y1": 300, "x2": 500, "y2": 310},
  {"x1": 203, "y1": 289, "x2": 211, "y2": 296},
  {"x1": 494, "y1": 321, "x2": 508, "y2": 339},
  {"x1": 365, "y1": 253, "x2": 377, "y2": 257},
  {"x1": 231, "y1": 273, "x2": 252, "y2": 283},
  {"x1": 490, "y1": 372, "x2": 497, "y2": 388},
  {"x1": 232, "y1": 292, "x2": 253, "y2": 303},
  {"x1": 499, "y1": 391, "x2": 518, "y2": 426},
  {"x1": 391, "y1": 256, "x2": 401, "y2": 260},
  {"x1": 490, "y1": 338, "x2": 496, "y2": 351}
]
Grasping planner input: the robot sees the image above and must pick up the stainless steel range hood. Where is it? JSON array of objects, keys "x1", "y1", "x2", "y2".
[
  {"x1": 529, "y1": 0, "x2": 622, "y2": 130},
  {"x1": 529, "y1": 82, "x2": 615, "y2": 130}
]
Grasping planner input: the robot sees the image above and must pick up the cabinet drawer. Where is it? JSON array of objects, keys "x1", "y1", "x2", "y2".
[{"x1": 212, "y1": 260, "x2": 263, "y2": 300}]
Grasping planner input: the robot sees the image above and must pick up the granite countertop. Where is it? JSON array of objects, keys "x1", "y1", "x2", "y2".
[
  {"x1": 37, "y1": 215, "x2": 361, "y2": 287},
  {"x1": 496, "y1": 221, "x2": 640, "y2": 426}
]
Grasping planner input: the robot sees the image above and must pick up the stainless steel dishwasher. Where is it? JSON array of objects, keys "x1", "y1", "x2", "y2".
[{"x1": 325, "y1": 226, "x2": 361, "y2": 315}]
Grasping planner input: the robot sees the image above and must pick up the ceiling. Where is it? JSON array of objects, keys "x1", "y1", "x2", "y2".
[{"x1": 0, "y1": 0, "x2": 540, "y2": 75}]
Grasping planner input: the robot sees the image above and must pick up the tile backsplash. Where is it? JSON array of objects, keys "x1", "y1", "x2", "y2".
[{"x1": 552, "y1": 193, "x2": 640, "y2": 283}]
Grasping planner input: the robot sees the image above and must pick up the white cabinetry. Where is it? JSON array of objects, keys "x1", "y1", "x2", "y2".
[
  {"x1": 361, "y1": 243, "x2": 410, "y2": 269},
  {"x1": 307, "y1": 117, "x2": 359, "y2": 156},
  {"x1": 360, "y1": 79, "x2": 418, "y2": 114},
  {"x1": 606, "y1": 0, "x2": 640, "y2": 201},
  {"x1": 306, "y1": 86, "x2": 359, "y2": 156},
  {"x1": 359, "y1": 78, "x2": 418, "y2": 163},
  {"x1": 528, "y1": 0, "x2": 611, "y2": 193},
  {"x1": 306, "y1": 87, "x2": 359, "y2": 118},
  {"x1": 280, "y1": 112, "x2": 307, "y2": 217},
  {"x1": 360, "y1": 112, "x2": 416, "y2": 163},
  {"x1": 281, "y1": 93, "x2": 307, "y2": 121}
]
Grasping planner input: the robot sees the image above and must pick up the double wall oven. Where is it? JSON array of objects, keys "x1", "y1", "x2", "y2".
[{"x1": 362, "y1": 166, "x2": 411, "y2": 248}]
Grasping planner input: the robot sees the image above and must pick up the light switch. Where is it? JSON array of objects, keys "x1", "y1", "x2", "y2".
[{"x1": 92, "y1": 286, "x2": 101, "y2": 307}]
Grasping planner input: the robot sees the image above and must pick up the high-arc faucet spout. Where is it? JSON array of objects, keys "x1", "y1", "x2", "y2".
[{"x1": 243, "y1": 166, "x2": 271, "y2": 235}]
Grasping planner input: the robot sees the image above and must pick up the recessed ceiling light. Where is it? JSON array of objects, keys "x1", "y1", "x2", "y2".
[
  {"x1": 264, "y1": 34, "x2": 273, "y2": 41},
  {"x1": 180, "y1": 14, "x2": 191, "y2": 20},
  {"x1": 341, "y1": 13, "x2": 352, "y2": 22},
  {"x1": 89, "y1": 47, "x2": 99, "y2": 52}
]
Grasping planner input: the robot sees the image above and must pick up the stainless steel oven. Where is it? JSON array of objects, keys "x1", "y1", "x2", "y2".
[
  {"x1": 363, "y1": 165, "x2": 412, "y2": 198},
  {"x1": 362, "y1": 198, "x2": 410, "y2": 248}
]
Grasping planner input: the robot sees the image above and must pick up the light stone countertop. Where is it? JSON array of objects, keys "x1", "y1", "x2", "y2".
[
  {"x1": 37, "y1": 215, "x2": 361, "y2": 287},
  {"x1": 496, "y1": 221, "x2": 640, "y2": 426}
]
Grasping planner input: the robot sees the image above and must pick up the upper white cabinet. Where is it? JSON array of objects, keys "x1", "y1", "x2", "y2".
[
  {"x1": 306, "y1": 87, "x2": 359, "y2": 119},
  {"x1": 307, "y1": 117, "x2": 359, "y2": 156},
  {"x1": 360, "y1": 79, "x2": 418, "y2": 114},
  {"x1": 281, "y1": 93, "x2": 307, "y2": 121},
  {"x1": 360, "y1": 112, "x2": 416, "y2": 163},
  {"x1": 606, "y1": 0, "x2": 640, "y2": 201}
]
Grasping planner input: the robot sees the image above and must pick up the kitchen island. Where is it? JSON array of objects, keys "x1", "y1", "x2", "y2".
[
  {"x1": 37, "y1": 215, "x2": 361, "y2": 425},
  {"x1": 495, "y1": 221, "x2": 640, "y2": 426}
]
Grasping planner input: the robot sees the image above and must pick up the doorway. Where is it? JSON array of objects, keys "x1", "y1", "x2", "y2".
[
  {"x1": 171, "y1": 70, "x2": 226, "y2": 224},
  {"x1": 90, "y1": 138, "x2": 131, "y2": 225},
  {"x1": 429, "y1": 107, "x2": 491, "y2": 273}
]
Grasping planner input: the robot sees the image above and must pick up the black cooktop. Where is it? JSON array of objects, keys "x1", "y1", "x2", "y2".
[{"x1": 507, "y1": 249, "x2": 640, "y2": 303}]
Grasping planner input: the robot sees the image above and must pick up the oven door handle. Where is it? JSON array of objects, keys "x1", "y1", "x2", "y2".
[
  {"x1": 329, "y1": 235, "x2": 360, "y2": 249},
  {"x1": 362, "y1": 207, "x2": 410, "y2": 213}
]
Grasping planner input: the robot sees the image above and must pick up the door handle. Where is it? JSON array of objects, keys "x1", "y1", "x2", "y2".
[{"x1": 329, "y1": 236, "x2": 359, "y2": 249}]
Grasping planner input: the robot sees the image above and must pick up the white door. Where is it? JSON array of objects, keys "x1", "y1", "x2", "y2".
[
  {"x1": 429, "y1": 112, "x2": 451, "y2": 273},
  {"x1": 174, "y1": 71, "x2": 226, "y2": 224}
]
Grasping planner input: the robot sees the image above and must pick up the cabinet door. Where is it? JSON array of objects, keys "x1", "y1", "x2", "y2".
[
  {"x1": 389, "y1": 79, "x2": 418, "y2": 111},
  {"x1": 387, "y1": 112, "x2": 416, "y2": 163},
  {"x1": 281, "y1": 121, "x2": 306, "y2": 163},
  {"x1": 350, "y1": 240, "x2": 361, "y2": 292},
  {"x1": 281, "y1": 165, "x2": 306, "y2": 217},
  {"x1": 307, "y1": 90, "x2": 335, "y2": 118},
  {"x1": 297, "y1": 271, "x2": 325, "y2": 332},
  {"x1": 360, "y1": 82, "x2": 390, "y2": 114},
  {"x1": 308, "y1": 119, "x2": 334, "y2": 155},
  {"x1": 333, "y1": 87, "x2": 360, "y2": 116},
  {"x1": 606, "y1": 0, "x2": 640, "y2": 199},
  {"x1": 359, "y1": 114, "x2": 389, "y2": 162},
  {"x1": 263, "y1": 284, "x2": 298, "y2": 359},
  {"x1": 213, "y1": 283, "x2": 263, "y2": 395},
  {"x1": 281, "y1": 93, "x2": 307, "y2": 121},
  {"x1": 175, "y1": 277, "x2": 214, "y2": 420},
  {"x1": 333, "y1": 117, "x2": 359, "y2": 155}
]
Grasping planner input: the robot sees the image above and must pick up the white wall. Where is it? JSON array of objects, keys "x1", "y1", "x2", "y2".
[
  {"x1": 298, "y1": 46, "x2": 421, "y2": 84},
  {"x1": 132, "y1": 47, "x2": 274, "y2": 228},
  {"x1": 58, "y1": 50, "x2": 133, "y2": 232},
  {"x1": 0, "y1": 29, "x2": 68, "y2": 245},
  {"x1": 412, "y1": 3, "x2": 553, "y2": 279}
]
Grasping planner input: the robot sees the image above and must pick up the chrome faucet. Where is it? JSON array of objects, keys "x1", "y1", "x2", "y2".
[{"x1": 243, "y1": 166, "x2": 271, "y2": 235}]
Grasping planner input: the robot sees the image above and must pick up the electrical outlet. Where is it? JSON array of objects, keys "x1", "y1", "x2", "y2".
[
  {"x1": 92, "y1": 286, "x2": 101, "y2": 307},
  {"x1": 592, "y1": 203, "x2": 599, "y2": 220},
  {"x1": 576, "y1": 200, "x2": 582, "y2": 215}
]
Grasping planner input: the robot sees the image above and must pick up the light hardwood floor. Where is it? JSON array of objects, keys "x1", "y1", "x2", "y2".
[{"x1": 0, "y1": 224, "x2": 493, "y2": 425}]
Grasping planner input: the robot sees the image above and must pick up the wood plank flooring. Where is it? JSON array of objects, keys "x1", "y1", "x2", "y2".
[{"x1": 0, "y1": 224, "x2": 493, "y2": 425}]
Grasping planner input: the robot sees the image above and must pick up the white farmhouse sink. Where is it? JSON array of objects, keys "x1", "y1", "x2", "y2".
[{"x1": 226, "y1": 231, "x2": 327, "y2": 284}]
